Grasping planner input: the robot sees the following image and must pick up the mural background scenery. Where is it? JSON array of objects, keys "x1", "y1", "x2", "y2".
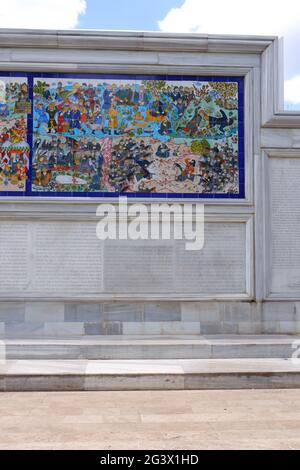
[{"x1": 0, "y1": 74, "x2": 244, "y2": 198}]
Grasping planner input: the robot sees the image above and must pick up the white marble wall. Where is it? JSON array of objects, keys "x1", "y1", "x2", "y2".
[{"x1": 0, "y1": 31, "x2": 298, "y2": 333}]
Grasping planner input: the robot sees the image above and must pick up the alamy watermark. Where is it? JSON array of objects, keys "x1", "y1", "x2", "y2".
[
  {"x1": 0, "y1": 341, "x2": 6, "y2": 364},
  {"x1": 292, "y1": 340, "x2": 300, "y2": 365},
  {"x1": 96, "y1": 197, "x2": 205, "y2": 251}
]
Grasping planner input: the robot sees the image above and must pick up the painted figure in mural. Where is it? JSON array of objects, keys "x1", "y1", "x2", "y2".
[
  {"x1": 35, "y1": 103, "x2": 49, "y2": 130},
  {"x1": 14, "y1": 83, "x2": 31, "y2": 114},
  {"x1": 147, "y1": 95, "x2": 167, "y2": 120},
  {"x1": 43, "y1": 84, "x2": 52, "y2": 101},
  {"x1": 46, "y1": 103, "x2": 58, "y2": 133},
  {"x1": 159, "y1": 117, "x2": 172, "y2": 136},
  {"x1": 69, "y1": 104, "x2": 81, "y2": 133},
  {"x1": 0, "y1": 127, "x2": 10, "y2": 144},
  {"x1": 30, "y1": 75, "x2": 241, "y2": 195},
  {"x1": 156, "y1": 143, "x2": 170, "y2": 159},
  {"x1": 55, "y1": 81, "x2": 64, "y2": 101},
  {"x1": 57, "y1": 112, "x2": 65, "y2": 133},
  {"x1": 103, "y1": 87, "x2": 113, "y2": 112},
  {"x1": 108, "y1": 105, "x2": 118, "y2": 135},
  {"x1": 208, "y1": 109, "x2": 235, "y2": 132}
]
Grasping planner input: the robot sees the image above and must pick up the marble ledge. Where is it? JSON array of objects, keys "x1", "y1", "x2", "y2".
[{"x1": 0, "y1": 30, "x2": 275, "y2": 54}]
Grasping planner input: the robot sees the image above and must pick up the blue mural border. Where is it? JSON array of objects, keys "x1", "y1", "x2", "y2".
[{"x1": 0, "y1": 72, "x2": 245, "y2": 199}]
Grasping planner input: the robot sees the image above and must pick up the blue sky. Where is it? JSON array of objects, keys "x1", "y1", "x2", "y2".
[
  {"x1": 0, "y1": 0, "x2": 300, "y2": 107},
  {"x1": 78, "y1": 0, "x2": 300, "y2": 108},
  {"x1": 78, "y1": 0, "x2": 183, "y2": 31}
]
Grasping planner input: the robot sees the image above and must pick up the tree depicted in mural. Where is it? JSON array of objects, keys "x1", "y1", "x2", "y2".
[
  {"x1": 142, "y1": 80, "x2": 166, "y2": 95},
  {"x1": 190, "y1": 139, "x2": 210, "y2": 155},
  {"x1": 33, "y1": 81, "x2": 48, "y2": 97},
  {"x1": 210, "y1": 82, "x2": 238, "y2": 109}
]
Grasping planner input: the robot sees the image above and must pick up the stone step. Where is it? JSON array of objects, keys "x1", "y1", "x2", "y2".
[
  {"x1": 2, "y1": 334, "x2": 299, "y2": 360},
  {"x1": 1, "y1": 358, "x2": 300, "y2": 391}
]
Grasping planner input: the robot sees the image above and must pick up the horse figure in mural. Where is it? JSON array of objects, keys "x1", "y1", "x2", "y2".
[{"x1": 208, "y1": 109, "x2": 234, "y2": 132}]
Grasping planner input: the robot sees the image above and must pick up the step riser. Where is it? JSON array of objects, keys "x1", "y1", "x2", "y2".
[
  {"x1": 5, "y1": 344, "x2": 295, "y2": 360},
  {"x1": 1, "y1": 373, "x2": 300, "y2": 391}
]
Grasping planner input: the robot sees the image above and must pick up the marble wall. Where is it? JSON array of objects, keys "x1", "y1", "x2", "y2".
[
  {"x1": 0, "y1": 300, "x2": 299, "y2": 337},
  {"x1": 0, "y1": 31, "x2": 298, "y2": 336}
]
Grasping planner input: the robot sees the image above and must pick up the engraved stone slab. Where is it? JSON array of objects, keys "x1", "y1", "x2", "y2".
[
  {"x1": 270, "y1": 158, "x2": 300, "y2": 294},
  {"x1": 175, "y1": 223, "x2": 246, "y2": 294},
  {"x1": 103, "y1": 223, "x2": 246, "y2": 295},
  {"x1": 0, "y1": 219, "x2": 247, "y2": 298},
  {"x1": 0, "y1": 221, "x2": 103, "y2": 295},
  {"x1": 0, "y1": 223, "x2": 30, "y2": 292},
  {"x1": 32, "y1": 222, "x2": 103, "y2": 293},
  {"x1": 103, "y1": 240, "x2": 175, "y2": 293}
]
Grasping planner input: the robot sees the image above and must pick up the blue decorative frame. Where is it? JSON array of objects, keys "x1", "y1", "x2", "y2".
[{"x1": 0, "y1": 72, "x2": 244, "y2": 199}]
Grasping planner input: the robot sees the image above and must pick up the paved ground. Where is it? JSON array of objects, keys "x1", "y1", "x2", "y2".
[{"x1": 0, "y1": 389, "x2": 299, "y2": 450}]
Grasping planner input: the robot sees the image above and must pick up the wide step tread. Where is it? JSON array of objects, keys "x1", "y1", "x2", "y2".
[
  {"x1": 2, "y1": 335, "x2": 299, "y2": 360},
  {"x1": 1, "y1": 358, "x2": 300, "y2": 391}
]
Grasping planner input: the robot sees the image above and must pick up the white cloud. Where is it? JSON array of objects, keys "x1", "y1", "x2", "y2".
[
  {"x1": 0, "y1": 0, "x2": 86, "y2": 29},
  {"x1": 159, "y1": 0, "x2": 300, "y2": 107},
  {"x1": 285, "y1": 75, "x2": 300, "y2": 104},
  {"x1": 158, "y1": 0, "x2": 300, "y2": 36}
]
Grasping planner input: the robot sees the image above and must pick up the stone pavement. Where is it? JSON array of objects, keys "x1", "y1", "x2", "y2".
[{"x1": 0, "y1": 389, "x2": 299, "y2": 450}]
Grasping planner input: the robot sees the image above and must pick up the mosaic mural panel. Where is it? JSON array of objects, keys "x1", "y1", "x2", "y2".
[
  {"x1": 0, "y1": 77, "x2": 30, "y2": 192},
  {"x1": 0, "y1": 74, "x2": 244, "y2": 198}
]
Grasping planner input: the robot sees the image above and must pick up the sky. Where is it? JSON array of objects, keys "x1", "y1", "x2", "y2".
[{"x1": 0, "y1": 0, "x2": 299, "y2": 108}]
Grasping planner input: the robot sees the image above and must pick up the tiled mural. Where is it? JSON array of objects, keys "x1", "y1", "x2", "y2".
[
  {"x1": 0, "y1": 74, "x2": 244, "y2": 198},
  {"x1": 0, "y1": 77, "x2": 30, "y2": 192}
]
